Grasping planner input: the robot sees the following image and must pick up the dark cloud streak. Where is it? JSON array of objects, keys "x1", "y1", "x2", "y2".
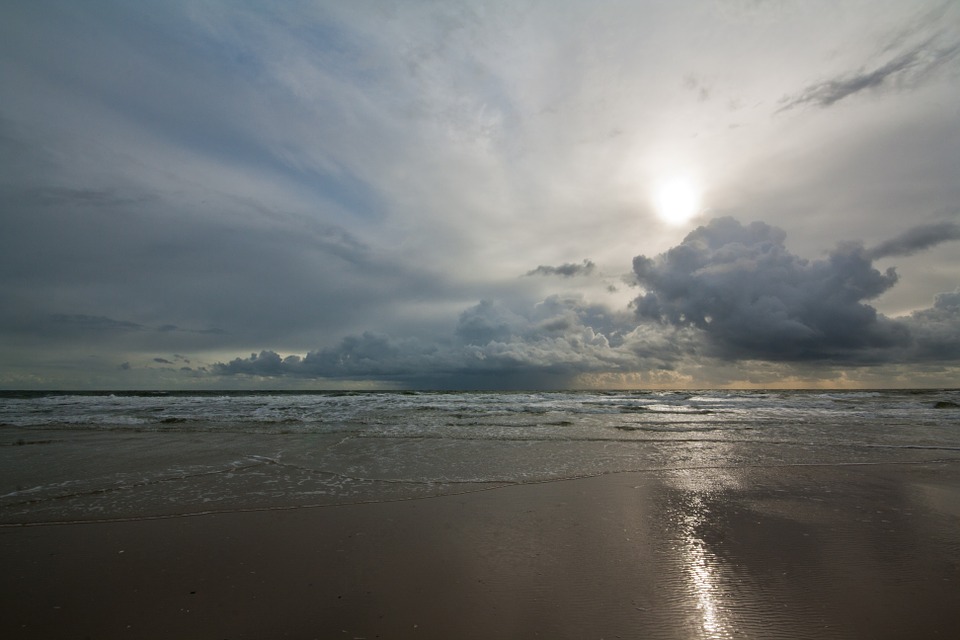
[
  {"x1": 867, "y1": 221, "x2": 960, "y2": 259},
  {"x1": 525, "y1": 259, "x2": 596, "y2": 278},
  {"x1": 49, "y1": 314, "x2": 145, "y2": 332},
  {"x1": 779, "y1": 39, "x2": 960, "y2": 110}
]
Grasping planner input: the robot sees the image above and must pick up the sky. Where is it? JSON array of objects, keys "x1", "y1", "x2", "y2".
[{"x1": 1, "y1": 0, "x2": 959, "y2": 390}]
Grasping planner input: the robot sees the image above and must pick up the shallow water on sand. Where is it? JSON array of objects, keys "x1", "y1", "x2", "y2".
[{"x1": 4, "y1": 464, "x2": 958, "y2": 639}]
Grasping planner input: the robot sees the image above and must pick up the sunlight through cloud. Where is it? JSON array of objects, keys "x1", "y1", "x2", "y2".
[{"x1": 654, "y1": 177, "x2": 701, "y2": 225}]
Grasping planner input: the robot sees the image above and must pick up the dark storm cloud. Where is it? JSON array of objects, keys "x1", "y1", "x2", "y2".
[
  {"x1": 866, "y1": 221, "x2": 960, "y2": 259},
  {"x1": 632, "y1": 218, "x2": 960, "y2": 364},
  {"x1": 903, "y1": 289, "x2": 960, "y2": 361},
  {"x1": 779, "y1": 39, "x2": 960, "y2": 110},
  {"x1": 525, "y1": 259, "x2": 596, "y2": 278},
  {"x1": 632, "y1": 217, "x2": 912, "y2": 361}
]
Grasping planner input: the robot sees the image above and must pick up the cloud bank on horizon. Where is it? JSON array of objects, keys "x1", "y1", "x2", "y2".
[
  {"x1": 1, "y1": 0, "x2": 958, "y2": 389},
  {"x1": 211, "y1": 218, "x2": 960, "y2": 388}
]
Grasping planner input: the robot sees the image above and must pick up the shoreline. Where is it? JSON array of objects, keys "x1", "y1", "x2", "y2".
[
  {"x1": 5, "y1": 457, "x2": 957, "y2": 529},
  {"x1": 3, "y1": 461, "x2": 959, "y2": 639}
]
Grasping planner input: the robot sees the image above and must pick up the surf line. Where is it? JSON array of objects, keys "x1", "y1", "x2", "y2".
[{"x1": 3, "y1": 458, "x2": 957, "y2": 529}]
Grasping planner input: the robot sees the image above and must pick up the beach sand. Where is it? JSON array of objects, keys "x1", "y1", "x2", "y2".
[{"x1": 2, "y1": 462, "x2": 959, "y2": 639}]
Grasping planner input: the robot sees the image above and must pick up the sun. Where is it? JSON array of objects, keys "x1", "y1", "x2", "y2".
[{"x1": 653, "y1": 178, "x2": 701, "y2": 225}]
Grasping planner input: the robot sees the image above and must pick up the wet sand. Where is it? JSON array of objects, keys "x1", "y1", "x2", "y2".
[{"x1": 2, "y1": 461, "x2": 959, "y2": 639}]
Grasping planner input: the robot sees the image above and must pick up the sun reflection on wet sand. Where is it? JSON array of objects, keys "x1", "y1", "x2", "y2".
[
  {"x1": 682, "y1": 498, "x2": 731, "y2": 639},
  {"x1": 668, "y1": 465, "x2": 743, "y2": 639}
]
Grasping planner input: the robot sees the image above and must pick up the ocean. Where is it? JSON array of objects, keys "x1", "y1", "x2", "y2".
[{"x1": 2, "y1": 389, "x2": 959, "y2": 526}]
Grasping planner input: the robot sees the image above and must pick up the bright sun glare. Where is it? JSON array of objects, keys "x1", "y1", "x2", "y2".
[{"x1": 654, "y1": 178, "x2": 701, "y2": 225}]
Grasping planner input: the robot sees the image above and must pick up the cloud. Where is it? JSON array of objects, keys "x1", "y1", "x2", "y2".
[
  {"x1": 214, "y1": 339, "x2": 454, "y2": 384},
  {"x1": 903, "y1": 288, "x2": 960, "y2": 361},
  {"x1": 157, "y1": 324, "x2": 228, "y2": 335},
  {"x1": 49, "y1": 314, "x2": 145, "y2": 332},
  {"x1": 780, "y1": 38, "x2": 960, "y2": 110},
  {"x1": 9, "y1": 186, "x2": 157, "y2": 208},
  {"x1": 213, "y1": 295, "x2": 689, "y2": 388},
  {"x1": 3, "y1": 2, "x2": 959, "y2": 389},
  {"x1": 525, "y1": 259, "x2": 596, "y2": 278},
  {"x1": 630, "y1": 218, "x2": 960, "y2": 366},
  {"x1": 214, "y1": 350, "x2": 299, "y2": 377},
  {"x1": 43, "y1": 315, "x2": 226, "y2": 337},
  {"x1": 212, "y1": 217, "x2": 960, "y2": 386},
  {"x1": 631, "y1": 217, "x2": 913, "y2": 361},
  {"x1": 866, "y1": 221, "x2": 960, "y2": 259}
]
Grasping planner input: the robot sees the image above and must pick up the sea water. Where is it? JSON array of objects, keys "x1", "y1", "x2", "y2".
[{"x1": 2, "y1": 389, "x2": 958, "y2": 525}]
